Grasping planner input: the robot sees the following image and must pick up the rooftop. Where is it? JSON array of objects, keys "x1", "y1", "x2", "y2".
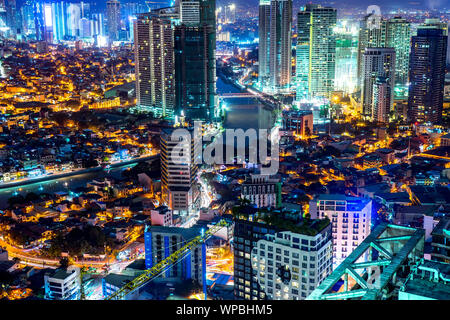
[{"x1": 233, "y1": 205, "x2": 330, "y2": 236}]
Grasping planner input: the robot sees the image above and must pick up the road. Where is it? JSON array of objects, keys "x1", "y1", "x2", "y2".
[{"x1": 0, "y1": 153, "x2": 159, "y2": 190}]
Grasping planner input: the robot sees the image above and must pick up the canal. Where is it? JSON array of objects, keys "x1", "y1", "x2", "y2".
[{"x1": 0, "y1": 77, "x2": 274, "y2": 209}]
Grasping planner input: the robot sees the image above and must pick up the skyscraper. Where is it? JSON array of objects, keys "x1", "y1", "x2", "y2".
[
  {"x1": 107, "y1": 0, "x2": 121, "y2": 42},
  {"x1": 296, "y1": 4, "x2": 337, "y2": 101},
  {"x1": 408, "y1": 19, "x2": 448, "y2": 124},
  {"x1": 357, "y1": 14, "x2": 387, "y2": 91},
  {"x1": 160, "y1": 128, "x2": 200, "y2": 215},
  {"x1": 5, "y1": 0, "x2": 17, "y2": 37},
  {"x1": 334, "y1": 21, "x2": 358, "y2": 94},
  {"x1": 199, "y1": 0, "x2": 216, "y2": 120},
  {"x1": 224, "y1": 4, "x2": 236, "y2": 24},
  {"x1": 134, "y1": 13, "x2": 175, "y2": 117},
  {"x1": 269, "y1": 0, "x2": 292, "y2": 91},
  {"x1": 258, "y1": 0, "x2": 271, "y2": 87},
  {"x1": 174, "y1": 24, "x2": 215, "y2": 120},
  {"x1": 386, "y1": 17, "x2": 411, "y2": 92},
  {"x1": 51, "y1": 1, "x2": 69, "y2": 42},
  {"x1": 134, "y1": 1, "x2": 216, "y2": 121},
  {"x1": 180, "y1": 0, "x2": 200, "y2": 25},
  {"x1": 361, "y1": 47, "x2": 395, "y2": 122}
]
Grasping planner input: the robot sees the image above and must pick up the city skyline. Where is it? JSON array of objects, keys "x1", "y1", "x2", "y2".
[{"x1": 0, "y1": 0, "x2": 449, "y2": 305}]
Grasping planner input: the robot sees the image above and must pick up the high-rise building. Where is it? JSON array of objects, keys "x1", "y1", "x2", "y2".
[
  {"x1": 91, "y1": 13, "x2": 105, "y2": 37},
  {"x1": 269, "y1": 0, "x2": 292, "y2": 91},
  {"x1": 33, "y1": 1, "x2": 46, "y2": 41},
  {"x1": 0, "y1": 1, "x2": 6, "y2": 33},
  {"x1": 233, "y1": 206, "x2": 332, "y2": 300},
  {"x1": 372, "y1": 77, "x2": 392, "y2": 123},
  {"x1": 361, "y1": 47, "x2": 396, "y2": 122},
  {"x1": 224, "y1": 3, "x2": 236, "y2": 24},
  {"x1": 20, "y1": 1, "x2": 36, "y2": 37},
  {"x1": 309, "y1": 194, "x2": 372, "y2": 268},
  {"x1": 408, "y1": 19, "x2": 448, "y2": 124},
  {"x1": 106, "y1": 0, "x2": 121, "y2": 42},
  {"x1": 180, "y1": 0, "x2": 200, "y2": 25},
  {"x1": 174, "y1": 24, "x2": 215, "y2": 120},
  {"x1": 160, "y1": 128, "x2": 200, "y2": 215},
  {"x1": 386, "y1": 17, "x2": 411, "y2": 91},
  {"x1": 357, "y1": 14, "x2": 387, "y2": 91},
  {"x1": 50, "y1": 1, "x2": 69, "y2": 42},
  {"x1": 67, "y1": 2, "x2": 81, "y2": 38},
  {"x1": 134, "y1": 13, "x2": 175, "y2": 117},
  {"x1": 145, "y1": 225, "x2": 205, "y2": 284},
  {"x1": 240, "y1": 174, "x2": 282, "y2": 208},
  {"x1": 134, "y1": 1, "x2": 216, "y2": 121},
  {"x1": 334, "y1": 21, "x2": 359, "y2": 95},
  {"x1": 5, "y1": 0, "x2": 17, "y2": 37},
  {"x1": 296, "y1": 4, "x2": 337, "y2": 101},
  {"x1": 198, "y1": 0, "x2": 216, "y2": 120},
  {"x1": 258, "y1": 0, "x2": 270, "y2": 87}
]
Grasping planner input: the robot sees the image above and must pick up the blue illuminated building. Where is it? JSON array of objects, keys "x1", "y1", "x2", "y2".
[{"x1": 144, "y1": 225, "x2": 206, "y2": 284}]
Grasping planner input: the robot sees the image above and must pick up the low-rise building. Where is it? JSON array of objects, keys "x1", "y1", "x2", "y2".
[
  {"x1": 44, "y1": 267, "x2": 81, "y2": 300},
  {"x1": 241, "y1": 174, "x2": 282, "y2": 209}
]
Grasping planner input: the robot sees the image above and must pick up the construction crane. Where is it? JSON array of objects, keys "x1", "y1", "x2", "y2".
[{"x1": 105, "y1": 220, "x2": 230, "y2": 300}]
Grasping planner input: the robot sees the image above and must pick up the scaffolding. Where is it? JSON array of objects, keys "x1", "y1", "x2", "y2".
[{"x1": 307, "y1": 223, "x2": 425, "y2": 300}]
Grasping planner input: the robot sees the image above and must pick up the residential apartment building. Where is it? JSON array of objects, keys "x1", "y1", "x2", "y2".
[
  {"x1": 309, "y1": 194, "x2": 372, "y2": 268},
  {"x1": 241, "y1": 174, "x2": 282, "y2": 209}
]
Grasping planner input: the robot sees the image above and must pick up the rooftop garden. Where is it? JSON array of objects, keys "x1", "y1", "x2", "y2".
[{"x1": 232, "y1": 202, "x2": 330, "y2": 236}]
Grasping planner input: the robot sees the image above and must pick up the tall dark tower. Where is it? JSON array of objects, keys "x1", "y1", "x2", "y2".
[
  {"x1": 198, "y1": 0, "x2": 216, "y2": 121},
  {"x1": 408, "y1": 19, "x2": 448, "y2": 124},
  {"x1": 258, "y1": 0, "x2": 271, "y2": 87},
  {"x1": 174, "y1": 24, "x2": 214, "y2": 120}
]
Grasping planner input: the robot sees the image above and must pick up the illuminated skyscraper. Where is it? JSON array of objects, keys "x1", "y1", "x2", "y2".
[
  {"x1": 197, "y1": 0, "x2": 216, "y2": 120},
  {"x1": 107, "y1": 0, "x2": 121, "y2": 42},
  {"x1": 269, "y1": 0, "x2": 292, "y2": 91},
  {"x1": 408, "y1": 20, "x2": 448, "y2": 124},
  {"x1": 5, "y1": 0, "x2": 17, "y2": 37},
  {"x1": 67, "y1": 3, "x2": 81, "y2": 38},
  {"x1": 258, "y1": 0, "x2": 270, "y2": 87},
  {"x1": 357, "y1": 14, "x2": 387, "y2": 91},
  {"x1": 233, "y1": 206, "x2": 332, "y2": 300},
  {"x1": 334, "y1": 21, "x2": 358, "y2": 94},
  {"x1": 20, "y1": 1, "x2": 35, "y2": 37},
  {"x1": 224, "y1": 3, "x2": 235, "y2": 24},
  {"x1": 174, "y1": 24, "x2": 215, "y2": 120},
  {"x1": 51, "y1": 1, "x2": 69, "y2": 42},
  {"x1": 386, "y1": 17, "x2": 411, "y2": 93},
  {"x1": 309, "y1": 194, "x2": 372, "y2": 268},
  {"x1": 134, "y1": 13, "x2": 175, "y2": 117},
  {"x1": 296, "y1": 4, "x2": 336, "y2": 101},
  {"x1": 33, "y1": 1, "x2": 46, "y2": 41},
  {"x1": 134, "y1": 1, "x2": 215, "y2": 121},
  {"x1": 361, "y1": 47, "x2": 395, "y2": 122},
  {"x1": 160, "y1": 128, "x2": 200, "y2": 214}
]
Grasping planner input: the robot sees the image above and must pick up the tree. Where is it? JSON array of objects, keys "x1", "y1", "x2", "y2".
[
  {"x1": 52, "y1": 112, "x2": 69, "y2": 127},
  {"x1": 7, "y1": 195, "x2": 26, "y2": 207},
  {"x1": 25, "y1": 192, "x2": 40, "y2": 202},
  {"x1": 59, "y1": 257, "x2": 69, "y2": 269}
]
